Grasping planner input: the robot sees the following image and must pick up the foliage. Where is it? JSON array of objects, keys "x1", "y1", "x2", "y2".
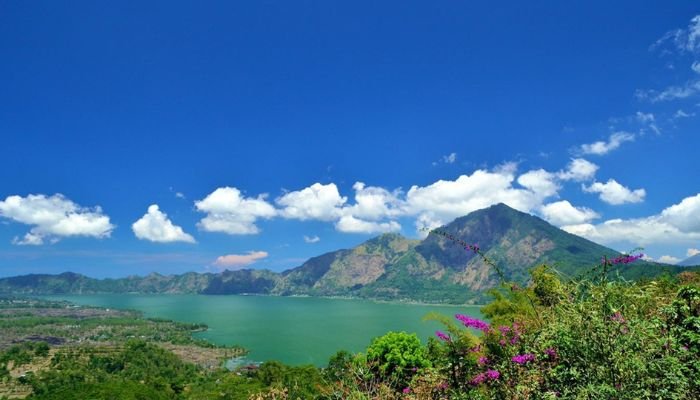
[{"x1": 365, "y1": 331, "x2": 431, "y2": 390}]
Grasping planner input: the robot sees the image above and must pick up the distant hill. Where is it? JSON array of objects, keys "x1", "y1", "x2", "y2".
[
  {"x1": 1, "y1": 203, "x2": 694, "y2": 303},
  {"x1": 678, "y1": 253, "x2": 700, "y2": 267}
]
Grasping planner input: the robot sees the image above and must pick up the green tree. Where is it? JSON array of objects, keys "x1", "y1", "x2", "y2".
[{"x1": 365, "y1": 331, "x2": 430, "y2": 390}]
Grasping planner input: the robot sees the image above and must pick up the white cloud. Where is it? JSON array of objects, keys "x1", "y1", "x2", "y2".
[
  {"x1": 132, "y1": 204, "x2": 195, "y2": 243},
  {"x1": 580, "y1": 132, "x2": 635, "y2": 155},
  {"x1": 636, "y1": 111, "x2": 655, "y2": 123},
  {"x1": 693, "y1": 62, "x2": 700, "y2": 74},
  {"x1": 12, "y1": 232, "x2": 45, "y2": 246},
  {"x1": 583, "y1": 179, "x2": 646, "y2": 205},
  {"x1": 212, "y1": 251, "x2": 268, "y2": 270},
  {"x1": 404, "y1": 167, "x2": 562, "y2": 233},
  {"x1": 540, "y1": 200, "x2": 599, "y2": 226},
  {"x1": 335, "y1": 215, "x2": 401, "y2": 234},
  {"x1": 303, "y1": 235, "x2": 320, "y2": 243},
  {"x1": 688, "y1": 248, "x2": 700, "y2": 257},
  {"x1": 276, "y1": 183, "x2": 346, "y2": 221},
  {"x1": 517, "y1": 169, "x2": 560, "y2": 198},
  {"x1": 674, "y1": 109, "x2": 694, "y2": 119},
  {"x1": 557, "y1": 158, "x2": 599, "y2": 182},
  {"x1": 175, "y1": 192, "x2": 185, "y2": 199},
  {"x1": 659, "y1": 193, "x2": 700, "y2": 232},
  {"x1": 0, "y1": 194, "x2": 114, "y2": 245},
  {"x1": 561, "y1": 193, "x2": 700, "y2": 247},
  {"x1": 636, "y1": 80, "x2": 700, "y2": 103},
  {"x1": 658, "y1": 255, "x2": 680, "y2": 264},
  {"x1": 443, "y1": 153, "x2": 457, "y2": 164},
  {"x1": 341, "y1": 182, "x2": 404, "y2": 221},
  {"x1": 195, "y1": 187, "x2": 276, "y2": 235},
  {"x1": 433, "y1": 152, "x2": 457, "y2": 166}
]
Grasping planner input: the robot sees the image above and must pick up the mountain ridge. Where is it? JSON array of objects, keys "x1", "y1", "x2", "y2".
[{"x1": 1, "y1": 204, "x2": 695, "y2": 303}]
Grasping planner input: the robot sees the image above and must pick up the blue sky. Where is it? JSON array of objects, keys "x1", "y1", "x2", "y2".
[{"x1": 1, "y1": 1, "x2": 700, "y2": 278}]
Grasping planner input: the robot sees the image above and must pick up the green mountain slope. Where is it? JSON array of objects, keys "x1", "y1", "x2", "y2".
[{"x1": 1, "y1": 204, "x2": 694, "y2": 303}]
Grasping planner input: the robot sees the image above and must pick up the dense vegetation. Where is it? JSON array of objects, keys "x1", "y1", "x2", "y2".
[{"x1": 2, "y1": 258, "x2": 699, "y2": 399}]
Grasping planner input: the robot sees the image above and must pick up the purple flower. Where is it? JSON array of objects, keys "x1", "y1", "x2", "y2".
[
  {"x1": 435, "y1": 330, "x2": 451, "y2": 342},
  {"x1": 610, "y1": 312, "x2": 626, "y2": 324},
  {"x1": 544, "y1": 347, "x2": 557, "y2": 359},
  {"x1": 511, "y1": 353, "x2": 536, "y2": 364},
  {"x1": 402, "y1": 387, "x2": 411, "y2": 394},
  {"x1": 455, "y1": 314, "x2": 490, "y2": 332},
  {"x1": 468, "y1": 344, "x2": 482, "y2": 353},
  {"x1": 477, "y1": 356, "x2": 489, "y2": 365},
  {"x1": 610, "y1": 253, "x2": 644, "y2": 265},
  {"x1": 470, "y1": 370, "x2": 500, "y2": 385},
  {"x1": 470, "y1": 373, "x2": 487, "y2": 385}
]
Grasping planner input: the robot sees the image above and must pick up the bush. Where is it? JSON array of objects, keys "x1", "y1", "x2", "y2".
[{"x1": 365, "y1": 331, "x2": 431, "y2": 390}]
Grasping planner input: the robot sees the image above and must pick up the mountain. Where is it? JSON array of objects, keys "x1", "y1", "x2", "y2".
[
  {"x1": 678, "y1": 253, "x2": 700, "y2": 267},
  {"x1": 1, "y1": 204, "x2": 693, "y2": 303}
]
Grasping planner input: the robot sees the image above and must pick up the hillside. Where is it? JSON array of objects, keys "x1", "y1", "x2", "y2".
[
  {"x1": 679, "y1": 253, "x2": 700, "y2": 267},
  {"x1": 1, "y1": 204, "x2": 693, "y2": 303}
]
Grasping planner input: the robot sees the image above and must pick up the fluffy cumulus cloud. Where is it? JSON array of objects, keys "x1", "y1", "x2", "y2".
[
  {"x1": 657, "y1": 255, "x2": 681, "y2": 264},
  {"x1": 303, "y1": 235, "x2": 320, "y2": 243},
  {"x1": 557, "y1": 158, "x2": 599, "y2": 182},
  {"x1": 132, "y1": 204, "x2": 195, "y2": 243},
  {"x1": 335, "y1": 215, "x2": 401, "y2": 234},
  {"x1": 405, "y1": 166, "x2": 559, "y2": 232},
  {"x1": 517, "y1": 169, "x2": 560, "y2": 198},
  {"x1": 688, "y1": 248, "x2": 700, "y2": 257},
  {"x1": 0, "y1": 194, "x2": 114, "y2": 245},
  {"x1": 583, "y1": 179, "x2": 646, "y2": 205},
  {"x1": 212, "y1": 251, "x2": 268, "y2": 270},
  {"x1": 195, "y1": 187, "x2": 276, "y2": 235},
  {"x1": 561, "y1": 193, "x2": 700, "y2": 247},
  {"x1": 540, "y1": 200, "x2": 599, "y2": 226},
  {"x1": 659, "y1": 194, "x2": 700, "y2": 233},
  {"x1": 341, "y1": 182, "x2": 404, "y2": 221},
  {"x1": 276, "y1": 183, "x2": 346, "y2": 221},
  {"x1": 580, "y1": 132, "x2": 635, "y2": 155}
]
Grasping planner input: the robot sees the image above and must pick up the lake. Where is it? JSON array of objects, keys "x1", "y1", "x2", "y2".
[{"x1": 43, "y1": 294, "x2": 482, "y2": 366}]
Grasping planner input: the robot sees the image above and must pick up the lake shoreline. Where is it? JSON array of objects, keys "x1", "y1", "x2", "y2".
[{"x1": 36, "y1": 293, "x2": 484, "y2": 365}]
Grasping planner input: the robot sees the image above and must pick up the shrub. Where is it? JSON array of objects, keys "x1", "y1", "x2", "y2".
[{"x1": 365, "y1": 331, "x2": 431, "y2": 390}]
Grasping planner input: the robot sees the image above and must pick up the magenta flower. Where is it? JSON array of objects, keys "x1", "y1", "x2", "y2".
[
  {"x1": 511, "y1": 353, "x2": 536, "y2": 364},
  {"x1": 470, "y1": 373, "x2": 487, "y2": 385},
  {"x1": 455, "y1": 314, "x2": 490, "y2": 332},
  {"x1": 435, "y1": 330, "x2": 451, "y2": 342},
  {"x1": 544, "y1": 347, "x2": 557, "y2": 359},
  {"x1": 608, "y1": 253, "x2": 644, "y2": 265},
  {"x1": 477, "y1": 356, "x2": 489, "y2": 365},
  {"x1": 402, "y1": 387, "x2": 411, "y2": 394},
  {"x1": 470, "y1": 369, "x2": 500, "y2": 385}
]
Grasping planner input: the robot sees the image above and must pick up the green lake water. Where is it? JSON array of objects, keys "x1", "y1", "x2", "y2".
[{"x1": 43, "y1": 294, "x2": 481, "y2": 366}]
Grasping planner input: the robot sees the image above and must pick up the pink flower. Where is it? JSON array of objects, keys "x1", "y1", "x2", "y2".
[
  {"x1": 511, "y1": 353, "x2": 536, "y2": 364},
  {"x1": 455, "y1": 314, "x2": 490, "y2": 332},
  {"x1": 544, "y1": 347, "x2": 557, "y2": 359},
  {"x1": 435, "y1": 330, "x2": 451, "y2": 342},
  {"x1": 403, "y1": 387, "x2": 411, "y2": 394}
]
